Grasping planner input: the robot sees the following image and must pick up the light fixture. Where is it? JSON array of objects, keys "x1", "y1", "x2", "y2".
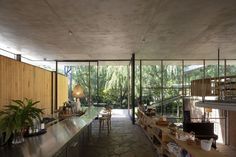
[
  {"x1": 205, "y1": 107, "x2": 212, "y2": 122},
  {"x1": 68, "y1": 30, "x2": 73, "y2": 36},
  {"x1": 205, "y1": 108, "x2": 212, "y2": 113},
  {"x1": 72, "y1": 84, "x2": 84, "y2": 112}
]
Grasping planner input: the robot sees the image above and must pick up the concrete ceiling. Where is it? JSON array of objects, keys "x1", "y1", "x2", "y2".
[{"x1": 0, "y1": 0, "x2": 236, "y2": 60}]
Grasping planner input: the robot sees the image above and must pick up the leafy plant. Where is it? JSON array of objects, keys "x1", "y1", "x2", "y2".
[{"x1": 0, "y1": 98, "x2": 43, "y2": 143}]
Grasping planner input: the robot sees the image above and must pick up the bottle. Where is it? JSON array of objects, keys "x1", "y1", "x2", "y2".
[
  {"x1": 41, "y1": 121, "x2": 45, "y2": 130},
  {"x1": 35, "y1": 124, "x2": 39, "y2": 133},
  {"x1": 33, "y1": 118, "x2": 37, "y2": 133},
  {"x1": 35, "y1": 119, "x2": 40, "y2": 133},
  {"x1": 29, "y1": 127, "x2": 32, "y2": 134}
]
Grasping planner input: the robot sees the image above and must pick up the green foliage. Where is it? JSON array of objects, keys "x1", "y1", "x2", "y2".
[
  {"x1": 67, "y1": 61, "x2": 236, "y2": 117},
  {"x1": 226, "y1": 65, "x2": 236, "y2": 76},
  {"x1": 71, "y1": 65, "x2": 129, "y2": 108},
  {"x1": 0, "y1": 98, "x2": 43, "y2": 143}
]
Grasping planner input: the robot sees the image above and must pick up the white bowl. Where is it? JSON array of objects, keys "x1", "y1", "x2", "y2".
[{"x1": 201, "y1": 140, "x2": 212, "y2": 151}]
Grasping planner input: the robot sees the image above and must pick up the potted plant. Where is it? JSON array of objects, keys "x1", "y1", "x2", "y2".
[{"x1": 0, "y1": 98, "x2": 43, "y2": 144}]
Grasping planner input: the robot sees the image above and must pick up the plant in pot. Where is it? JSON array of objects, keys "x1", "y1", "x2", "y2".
[{"x1": 0, "y1": 98, "x2": 43, "y2": 144}]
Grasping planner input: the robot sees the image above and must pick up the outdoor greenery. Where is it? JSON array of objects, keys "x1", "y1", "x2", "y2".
[
  {"x1": 62, "y1": 60, "x2": 236, "y2": 119},
  {"x1": 71, "y1": 65, "x2": 129, "y2": 109}
]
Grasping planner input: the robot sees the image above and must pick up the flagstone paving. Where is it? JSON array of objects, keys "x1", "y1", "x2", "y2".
[{"x1": 79, "y1": 109, "x2": 156, "y2": 157}]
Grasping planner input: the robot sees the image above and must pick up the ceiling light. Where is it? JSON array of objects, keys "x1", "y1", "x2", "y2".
[{"x1": 68, "y1": 30, "x2": 73, "y2": 36}]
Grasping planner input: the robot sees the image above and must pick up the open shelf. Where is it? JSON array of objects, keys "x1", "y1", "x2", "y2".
[
  {"x1": 196, "y1": 101, "x2": 236, "y2": 111},
  {"x1": 137, "y1": 109, "x2": 226, "y2": 157}
]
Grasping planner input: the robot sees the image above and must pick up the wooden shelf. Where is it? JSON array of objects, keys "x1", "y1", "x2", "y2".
[
  {"x1": 137, "y1": 109, "x2": 227, "y2": 157},
  {"x1": 163, "y1": 149, "x2": 176, "y2": 157},
  {"x1": 196, "y1": 101, "x2": 236, "y2": 111}
]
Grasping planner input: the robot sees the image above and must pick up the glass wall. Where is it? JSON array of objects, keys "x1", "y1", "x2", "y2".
[
  {"x1": 226, "y1": 60, "x2": 236, "y2": 76},
  {"x1": 56, "y1": 59, "x2": 231, "y2": 124},
  {"x1": 205, "y1": 60, "x2": 225, "y2": 78},
  {"x1": 204, "y1": 60, "x2": 226, "y2": 144},
  {"x1": 142, "y1": 61, "x2": 162, "y2": 107},
  {"x1": 163, "y1": 61, "x2": 183, "y2": 119},
  {"x1": 0, "y1": 49, "x2": 15, "y2": 59},
  {"x1": 72, "y1": 62, "x2": 90, "y2": 105},
  {"x1": 22, "y1": 59, "x2": 56, "y2": 71},
  {"x1": 58, "y1": 62, "x2": 89, "y2": 105},
  {"x1": 58, "y1": 61, "x2": 130, "y2": 108},
  {"x1": 139, "y1": 60, "x2": 183, "y2": 120},
  {"x1": 135, "y1": 61, "x2": 141, "y2": 99},
  {"x1": 98, "y1": 61, "x2": 129, "y2": 109},
  {"x1": 184, "y1": 60, "x2": 204, "y2": 96},
  {"x1": 89, "y1": 62, "x2": 98, "y2": 105},
  {"x1": 0, "y1": 49, "x2": 56, "y2": 71},
  {"x1": 135, "y1": 59, "x2": 231, "y2": 128}
]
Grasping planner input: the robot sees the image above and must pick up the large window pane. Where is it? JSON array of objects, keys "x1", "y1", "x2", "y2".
[
  {"x1": 165, "y1": 98, "x2": 183, "y2": 122},
  {"x1": 205, "y1": 60, "x2": 225, "y2": 78},
  {"x1": 142, "y1": 61, "x2": 162, "y2": 105},
  {"x1": 71, "y1": 62, "x2": 90, "y2": 106},
  {"x1": 184, "y1": 60, "x2": 204, "y2": 96},
  {"x1": 163, "y1": 61, "x2": 182, "y2": 88},
  {"x1": 226, "y1": 60, "x2": 236, "y2": 76},
  {"x1": 90, "y1": 62, "x2": 98, "y2": 105},
  {"x1": 163, "y1": 61, "x2": 183, "y2": 118},
  {"x1": 0, "y1": 49, "x2": 15, "y2": 59},
  {"x1": 163, "y1": 88, "x2": 182, "y2": 99},
  {"x1": 98, "y1": 61, "x2": 129, "y2": 109},
  {"x1": 135, "y1": 61, "x2": 141, "y2": 98}
]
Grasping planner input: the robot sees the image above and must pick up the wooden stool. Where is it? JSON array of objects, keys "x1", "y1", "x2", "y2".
[{"x1": 99, "y1": 109, "x2": 111, "y2": 135}]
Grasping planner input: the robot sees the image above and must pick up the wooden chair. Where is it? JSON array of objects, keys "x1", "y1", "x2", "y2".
[{"x1": 99, "y1": 108, "x2": 112, "y2": 135}]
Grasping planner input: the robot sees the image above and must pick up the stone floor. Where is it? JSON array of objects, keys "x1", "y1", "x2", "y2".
[{"x1": 79, "y1": 109, "x2": 157, "y2": 157}]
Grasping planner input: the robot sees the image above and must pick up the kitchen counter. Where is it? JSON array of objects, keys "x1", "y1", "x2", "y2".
[{"x1": 0, "y1": 106, "x2": 103, "y2": 157}]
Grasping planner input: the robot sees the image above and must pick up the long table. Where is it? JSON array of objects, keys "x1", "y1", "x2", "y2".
[{"x1": 0, "y1": 106, "x2": 103, "y2": 157}]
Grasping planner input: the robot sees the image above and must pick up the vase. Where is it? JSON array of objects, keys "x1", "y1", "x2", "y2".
[{"x1": 12, "y1": 131, "x2": 24, "y2": 144}]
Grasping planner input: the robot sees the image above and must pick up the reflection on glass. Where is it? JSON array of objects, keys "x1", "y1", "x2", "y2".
[
  {"x1": 184, "y1": 61, "x2": 204, "y2": 96},
  {"x1": 205, "y1": 60, "x2": 225, "y2": 78},
  {"x1": 163, "y1": 61, "x2": 182, "y2": 88},
  {"x1": 226, "y1": 60, "x2": 236, "y2": 76}
]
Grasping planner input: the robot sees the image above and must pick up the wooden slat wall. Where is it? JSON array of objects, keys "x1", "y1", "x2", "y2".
[
  {"x1": 50, "y1": 72, "x2": 68, "y2": 110},
  {"x1": 0, "y1": 55, "x2": 54, "y2": 115},
  {"x1": 57, "y1": 73, "x2": 68, "y2": 109}
]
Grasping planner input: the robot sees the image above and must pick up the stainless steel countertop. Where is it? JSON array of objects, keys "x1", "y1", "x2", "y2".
[{"x1": 0, "y1": 106, "x2": 103, "y2": 157}]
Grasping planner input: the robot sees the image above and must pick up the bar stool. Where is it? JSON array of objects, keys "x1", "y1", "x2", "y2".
[{"x1": 99, "y1": 108, "x2": 112, "y2": 135}]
